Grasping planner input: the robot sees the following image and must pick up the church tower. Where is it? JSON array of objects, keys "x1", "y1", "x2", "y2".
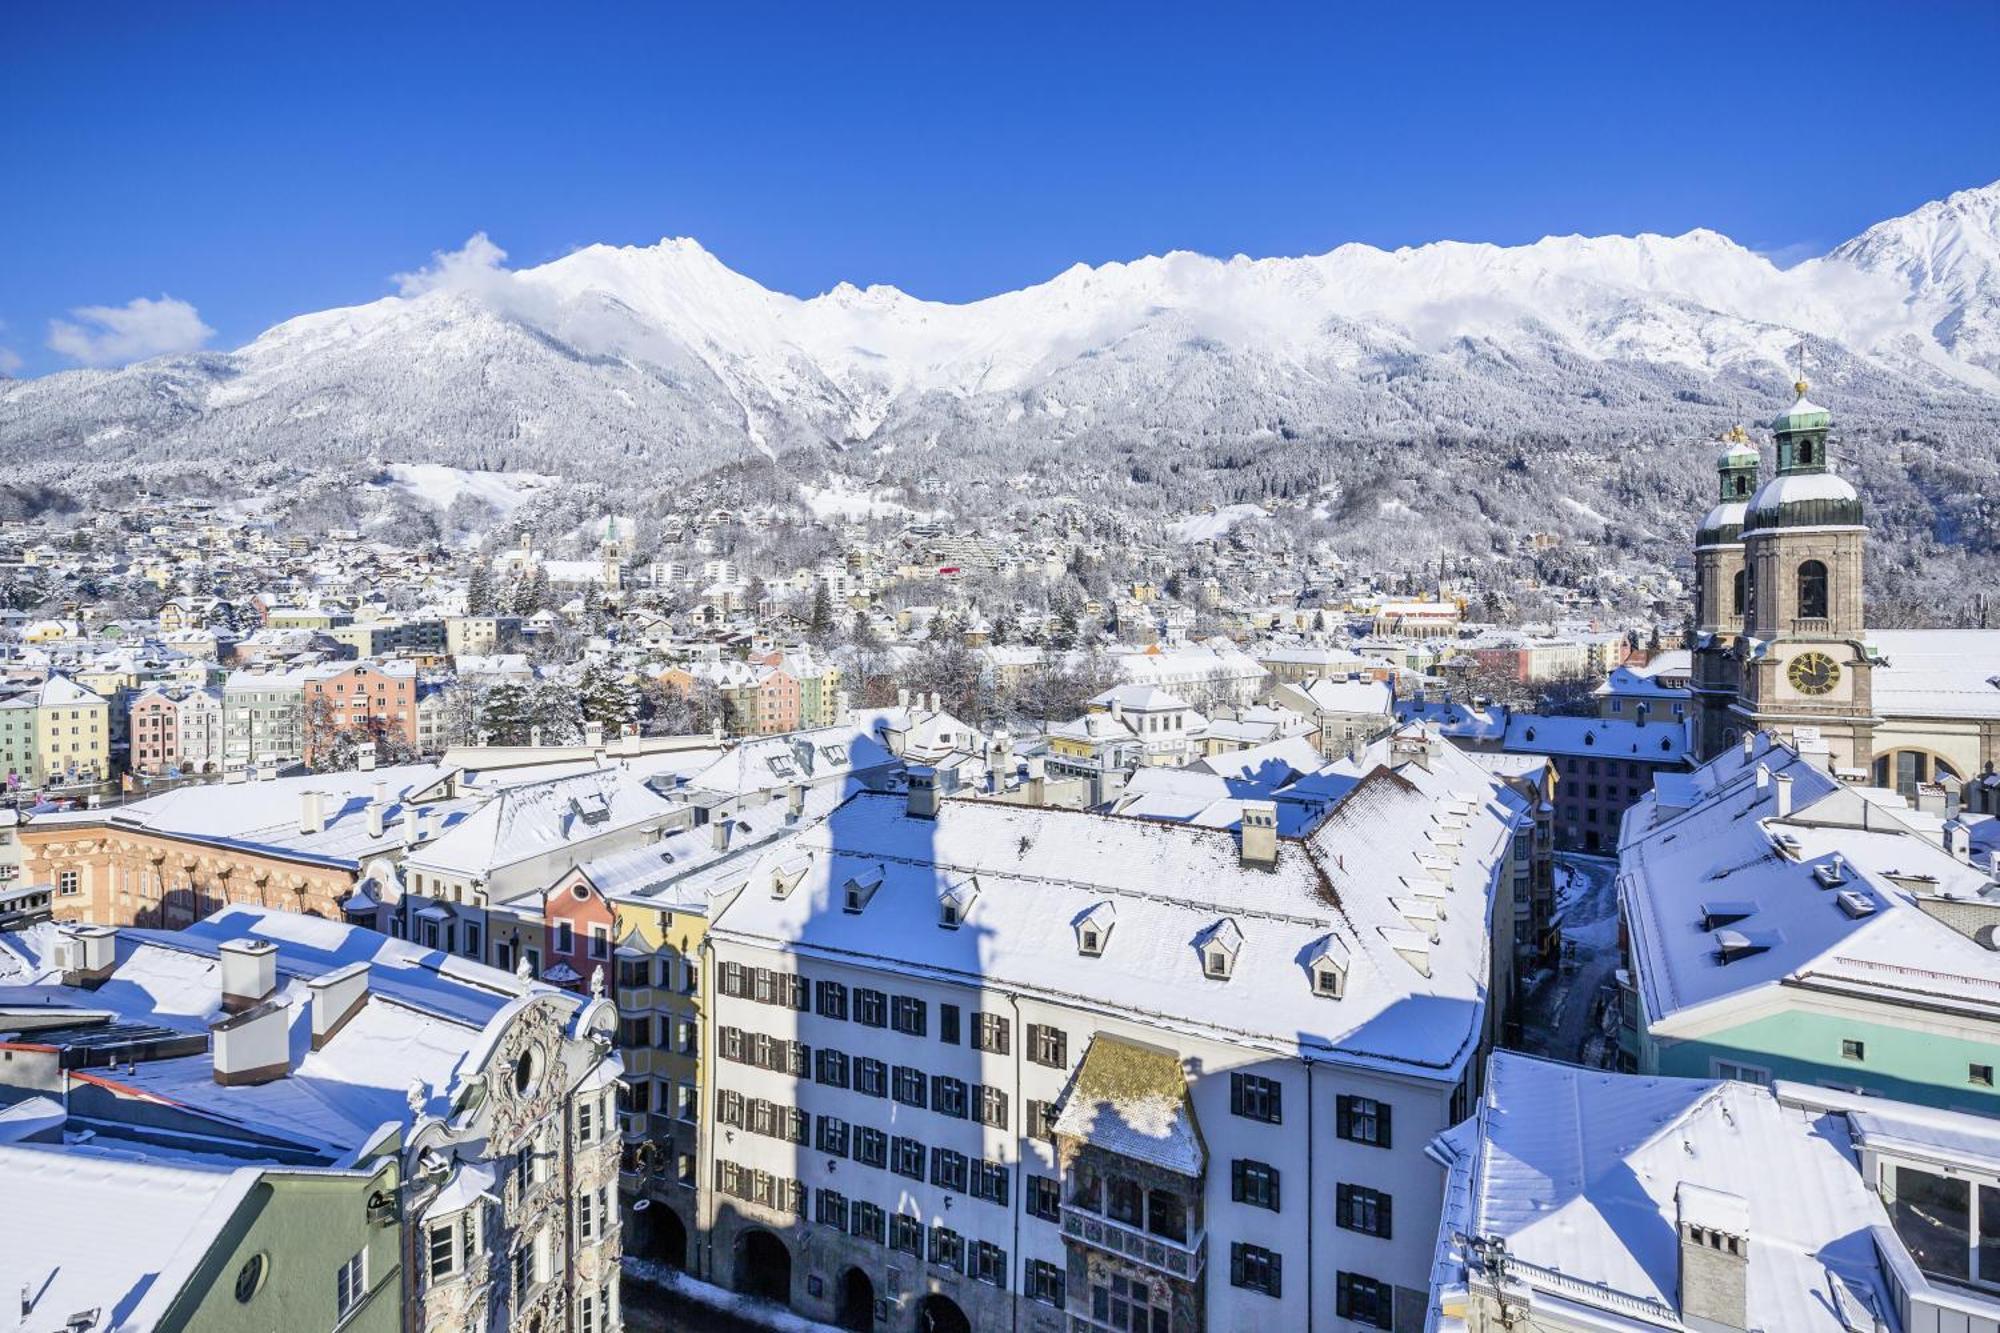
[
  {"x1": 1728, "y1": 379, "x2": 1876, "y2": 771},
  {"x1": 1689, "y1": 427, "x2": 1759, "y2": 758}
]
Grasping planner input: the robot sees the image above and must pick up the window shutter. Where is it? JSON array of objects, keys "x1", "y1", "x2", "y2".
[
  {"x1": 1270, "y1": 1251, "x2": 1282, "y2": 1298},
  {"x1": 1337, "y1": 1272, "x2": 1352, "y2": 1317},
  {"x1": 1380, "y1": 1192, "x2": 1392, "y2": 1239},
  {"x1": 1230, "y1": 1244, "x2": 1244, "y2": 1286},
  {"x1": 1231, "y1": 1161, "x2": 1245, "y2": 1203},
  {"x1": 932, "y1": 1073, "x2": 947, "y2": 1108},
  {"x1": 1230, "y1": 1072, "x2": 1244, "y2": 1115},
  {"x1": 1337, "y1": 1181, "x2": 1351, "y2": 1224},
  {"x1": 1270, "y1": 1168, "x2": 1281, "y2": 1212},
  {"x1": 1336, "y1": 1095, "x2": 1353, "y2": 1139},
  {"x1": 1379, "y1": 1103, "x2": 1393, "y2": 1149},
  {"x1": 1054, "y1": 1031, "x2": 1067, "y2": 1065}
]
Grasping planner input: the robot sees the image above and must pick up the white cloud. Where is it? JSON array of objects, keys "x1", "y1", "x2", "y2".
[
  {"x1": 47, "y1": 295, "x2": 214, "y2": 368},
  {"x1": 394, "y1": 232, "x2": 513, "y2": 298},
  {"x1": 0, "y1": 347, "x2": 21, "y2": 376}
]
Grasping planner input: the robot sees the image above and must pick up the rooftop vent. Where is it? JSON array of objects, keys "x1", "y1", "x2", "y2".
[
  {"x1": 1714, "y1": 927, "x2": 1782, "y2": 965},
  {"x1": 1835, "y1": 890, "x2": 1878, "y2": 919},
  {"x1": 1812, "y1": 855, "x2": 1847, "y2": 888},
  {"x1": 1699, "y1": 901, "x2": 1759, "y2": 931}
]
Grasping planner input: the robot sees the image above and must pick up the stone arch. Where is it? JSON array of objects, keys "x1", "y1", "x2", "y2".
[
  {"x1": 835, "y1": 1265, "x2": 874, "y2": 1330},
  {"x1": 734, "y1": 1227, "x2": 791, "y2": 1303},
  {"x1": 915, "y1": 1293, "x2": 971, "y2": 1333}
]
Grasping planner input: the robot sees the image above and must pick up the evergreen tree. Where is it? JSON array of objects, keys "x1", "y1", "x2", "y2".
[
  {"x1": 577, "y1": 658, "x2": 640, "y2": 729},
  {"x1": 808, "y1": 581, "x2": 835, "y2": 642},
  {"x1": 465, "y1": 561, "x2": 496, "y2": 615},
  {"x1": 479, "y1": 683, "x2": 533, "y2": 745}
]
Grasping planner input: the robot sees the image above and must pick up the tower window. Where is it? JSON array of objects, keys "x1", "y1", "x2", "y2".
[
  {"x1": 1797, "y1": 560, "x2": 1829, "y2": 620},
  {"x1": 1734, "y1": 476, "x2": 1749, "y2": 497},
  {"x1": 1798, "y1": 441, "x2": 1814, "y2": 466},
  {"x1": 1731, "y1": 570, "x2": 1746, "y2": 616}
]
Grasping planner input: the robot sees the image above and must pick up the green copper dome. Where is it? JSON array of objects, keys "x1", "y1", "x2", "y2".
[{"x1": 1772, "y1": 381, "x2": 1831, "y2": 433}]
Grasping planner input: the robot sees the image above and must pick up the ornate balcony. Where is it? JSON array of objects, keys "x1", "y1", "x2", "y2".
[{"x1": 1061, "y1": 1202, "x2": 1205, "y2": 1280}]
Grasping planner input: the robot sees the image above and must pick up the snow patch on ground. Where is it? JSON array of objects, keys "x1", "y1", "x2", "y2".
[
  {"x1": 624, "y1": 1260, "x2": 843, "y2": 1332},
  {"x1": 1170, "y1": 504, "x2": 1267, "y2": 543},
  {"x1": 799, "y1": 479, "x2": 946, "y2": 523},
  {"x1": 1560, "y1": 496, "x2": 1614, "y2": 526},
  {"x1": 376, "y1": 463, "x2": 558, "y2": 517}
]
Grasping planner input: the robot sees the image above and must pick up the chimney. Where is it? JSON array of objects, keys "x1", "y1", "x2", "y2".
[
  {"x1": 299, "y1": 789, "x2": 327, "y2": 836},
  {"x1": 414, "y1": 806, "x2": 435, "y2": 842},
  {"x1": 1943, "y1": 818, "x2": 1970, "y2": 862},
  {"x1": 1754, "y1": 763, "x2": 1769, "y2": 794},
  {"x1": 57, "y1": 924, "x2": 118, "y2": 989},
  {"x1": 907, "y1": 767, "x2": 940, "y2": 820},
  {"x1": 711, "y1": 817, "x2": 731, "y2": 853},
  {"x1": 209, "y1": 997, "x2": 292, "y2": 1086},
  {"x1": 1026, "y1": 755, "x2": 1047, "y2": 806},
  {"x1": 1676, "y1": 1183, "x2": 1749, "y2": 1332},
  {"x1": 1916, "y1": 783, "x2": 1947, "y2": 816},
  {"x1": 1741, "y1": 732, "x2": 1755, "y2": 761},
  {"x1": 787, "y1": 783, "x2": 806, "y2": 822},
  {"x1": 372, "y1": 779, "x2": 388, "y2": 807},
  {"x1": 356, "y1": 741, "x2": 377, "y2": 772},
  {"x1": 585, "y1": 719, "x2": 605, "y2": 750},
  {"x1": 530, "y1": 724, "x2": 543, "y2": 747},
  {"x1": 1773, "y1": 772, "x2": 1793, "y2": 819},
  {"x1": 366, "y1": 799, "x2": 386, "y2": 839},
  {"x1": 307, "y1": 961, "x2": 370, "y2": 1049},
  {"x1": 218, "y1": 937, "x2": 279, "y2": 1014},
  {"x1": 1240, "y1": 800, "x2": 1279, "y2": 868},
  {"x1": 897, "y1": 687, "x2": 910, "y2": 709}
]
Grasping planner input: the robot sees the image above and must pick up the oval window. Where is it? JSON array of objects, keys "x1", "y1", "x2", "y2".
[
  {"x1": 571, "y1": 884, "x2": 589, "y2": 901},
  {"x1": 515, "y1": 1049, "x2": 539, "y2": 1096},
  {"x1": 234, "y1": 1252, "x2": 269, "y2": 1304}
]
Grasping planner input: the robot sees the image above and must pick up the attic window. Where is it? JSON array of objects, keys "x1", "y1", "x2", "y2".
[
  {"x1": 940, "y1": 902, "x2": 961, "y2": 929},
  {"x1": 1314, "y1": 964, "x2": 1345, "y2": 998},
  {"x1": 1584, "y1": 732, "x2": 1596, "y2": 747},
  {"x1": 1523, "y1": 728, "x2": 1536, "y2": 742},
  {"x1": 1660, "y1": 738, "x2": 1673, "y2": 753},
  {"x1": 1204, "y1": 947, "x2": 1233, "y2": 980},
  {"x1": 1080, "y1": 927, "x2": 1101, "y2": 954},
  {"x1": 1074, "y1": 902, "x2": 1116, "y2": 956}
]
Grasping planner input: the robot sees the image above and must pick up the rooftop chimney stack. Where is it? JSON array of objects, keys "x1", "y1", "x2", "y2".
[
  {"x1": 299, "y1": 789, "x2": 327, "y2": 836},
  {"x1": 1026, "y1": 755, "x2": 1047, "y2": 806},
  {"x1": 1741, "y1": 732, "x2": 1755, "y2": 761},
  {"x1": 907, "y1": 767, "x2": 940, "y2": 820},
  {"x1": 414, "y1": 806, "x2": 435, "y2": 842},
  {"x1": 1676, "y1": 1183, "x2": 1750, "y2": 1333},
  {"x1": 1773, "y1": 772, "x2": 1793, "y2": 819},
  {"x1": 356, "y1": 741, "x2": 377, "y2": 772},
  {"x1": 1240, "y1": 800, "x2": 1279, "y2": 868},
  {"x1": 306, "y1": 961, "x2": 370, "y2": 1049},
  {"x1": 787, "y1": 783, "x2": 806, "y2": 822},
  {"x1": 366, "y1": 800, "x2": 386, "y2": 839},
  {"x1": 210, "y1": 997, "x2": 292, "y2": 1086},
  {"x1": 57, "y1": 925, "x2": 119, "y2": 990},
  {"x1": 219, "y1": 938, "x2": 279, "y2": 1014},
  {"x1": 711, "y1": 817, "x2": 731, "y2": 853}
]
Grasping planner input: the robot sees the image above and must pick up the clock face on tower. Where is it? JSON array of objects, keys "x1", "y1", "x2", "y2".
[{"x1": 1786, "y1": 651, "x2": 1841, "y2": 696}]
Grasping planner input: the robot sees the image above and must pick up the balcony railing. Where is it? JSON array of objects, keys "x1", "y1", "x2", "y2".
[{"x1": 1061, "y1": 1203, "x2": 1204, "y2": 1279}]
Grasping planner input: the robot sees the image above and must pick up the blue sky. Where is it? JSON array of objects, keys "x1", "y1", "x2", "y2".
[{"x1": 4, "y1": 1, "x2": 1998, "y2": 376}]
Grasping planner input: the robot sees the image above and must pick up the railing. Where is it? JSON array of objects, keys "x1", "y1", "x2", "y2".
[
  {"x1": 1828, "y1": 956, "x2": 2000, "y2": 999},
  {"x1": 1493, "y1": 1255, "x2": 1680, "y2": 1326},
  {"x1": 1061, "y1": 1203, "x2": 1204, "y2": 1279}
]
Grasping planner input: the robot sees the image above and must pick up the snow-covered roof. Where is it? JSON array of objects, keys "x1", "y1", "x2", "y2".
[
  {"x1": 1503, "y1": 713, "x2": 1690, "y2": 762},
  {"x1": 1619, "y1": 736, "x2": 2000, "y2": 1031},
  {"x1": 401, "y1": 766, "x2": 674, "y2": 885},
  {"x1": 1052, "y1": 1034, "x2": 1204, "y2": 1176},
  {"x1": 1432, "y1": 1052, "x2": 1893, "y2": 1333},
  {"x1": 709, "y1": 727, "x2": 1522, "y2": 1078},
  {"x1": 1868, "y1": 629, "x2": 2000, "y2": 720}
]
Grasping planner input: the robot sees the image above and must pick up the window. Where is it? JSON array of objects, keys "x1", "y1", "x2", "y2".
[
  {"x1": 891, "y1": 995, "x2": 927, "y2": 1036},
  {"x1": 892, "y1": 1065, "x2": 928, "y2": 1108},
  {"x1": 856, "y1": 988, "x2": 887, "y2": 1027},
  {"x1": 974, "y1": 1012, "x2": 1010, "y2": 1054},
  {"x1": 971, "y1": 1159, "x2": 1010, "y2": 1206},
  {"x1": 855, "y1": 1127, "x2": 888, "y2": 1169},
  {"x1": 1230, "y1": 1071, "x2": 1281, "y2": 1124},
  {"x1": 933, "y1": 1075, "x2": 969, "y2": 1119},
  {"x1": 816, "y1": 1189, "x2": 849, "y2": 1231},
  {"x1": 1337, "y1": 1094, "x2": 1392, "y2": 1148},
  {"x1": 932, "y1": 1147, "x2": 970, "y2": 1192},
  {"x1": 579, "y1": 1189, "x2": 596, "y2": 1242},
  {"x1": 1842, "y1": 1039, "x2": 1866, "y2": 1062},
  {"x1": 588, "y1": 925, "x2": 609, "y2": 960},
  {"x1": 1337, "y1": 1183, "x2": 1393, "y2": 1238},
  {"x1": 335, "y1": 1250, "x2": 368, "y2": 1322},
  {"x1": 815, "y1": 1048, "x2": 850, "y2": 1089},
  {"x1": 890, "y1": 1214, "x2": 923, "y2": 1257},
  {"x1": 1798, "y1": 560, "x2": 1829, "y2": 620},
  {"x1": 578, "y1": 1099, "x2": 595, "y2": 1144},
  {"x1": 1107, "y1": 1175, "x2": 1144, "y2": 1227},
  {"x1": 1026, "y1": 1099, "x2": 1058, "y2": 1142},
  {"x1": 1232, "y1": 1159, "x2": 1281, "y2": 1211},
  {"x1": 57, "y1": 869, "x2": 79, "y2": 896},
  {"x1": 1026, "y1": 1258, "x2": 1066, "y2": 1308},
  {"x1": 857, "y1": 1058, "x2": 888, "y2": 1098},
  {"x1": 973, "y1": 1240, "x2": 1007, "y2": 1287},
  {"x1": 428, "y1": 1223, "x2": 456, "y2": 1280},
  {"x1": 939, "y1": 1003, "x2": 961, "y2": 1045},
  {"x1": 892, "y1": 1136, "x2": 926, "y2": 1180},
  {"x1": 1028, "y1": 1024, "x2": 1068, "y2": 1068},
  {"x1": 1336, "y1": 1271, "x2": 1393, "y2": 1329},
  {"x1": 1028, "y1": 1175, "x2": 1062, "y2": 1222},
  {"x1": 815, "y1": 979, "x2": 848, "y2": 1020},
  {"x1": 579, "y1": 1292, "x2": 598, "y2": 1333},
  {"x1": 1230, "y1": 1243, "x2": 1282, "y2": 1298},
  {"x1": 1714, "y1": 1059, "x2": 1771, "y2": 1086},
  {"x1": 556, "y1": 922, "x2": 574, "y2": 954},
  {"x1": 1974, "y1": 1064, "x2": 1995, "y2": 1088},
  {"x1": 975, "y1": 1084, "x2": 1009, "y2": 1129},
  {"x1": 1091, "y1": 1272, "x2": 1165, "y2": 1330},
  {"x1": 930, "y1": 1225, "x2": 966, "y2": 1273},
  {"x1": 852, "y1": 1201, "x2": 886, "y2": 1245},
  {"x1": 816, "y1": 1115, "x2": 850, "y2": 1158}
]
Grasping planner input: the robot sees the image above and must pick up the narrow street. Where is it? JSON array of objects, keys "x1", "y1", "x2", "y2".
[{"x1": 1517, "y1": 853, "x2": 1623, "y2": 1068}]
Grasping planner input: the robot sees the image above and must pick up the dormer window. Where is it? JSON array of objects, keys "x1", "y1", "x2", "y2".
[
  {"x1": 1198, "y1": 917, "x2": 1244, "y2": 980},
  {"x1": 843, "y1": 865, "x2": 884, "y2": 914},
  {"x1": 1305, "y1": 934, "x2": 1349, "y2": 999},
  {"x1": 1074, "y1": 900, "x2": 1116, "y2": 956},
  {"x1": 938, "y1": 874, "x2": 978, "y2": 928}
]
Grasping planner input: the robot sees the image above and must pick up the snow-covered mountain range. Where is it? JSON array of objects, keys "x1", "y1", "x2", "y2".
[{"x1": 5, "y1": 180, "x2": 2000, "y2": 486}]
